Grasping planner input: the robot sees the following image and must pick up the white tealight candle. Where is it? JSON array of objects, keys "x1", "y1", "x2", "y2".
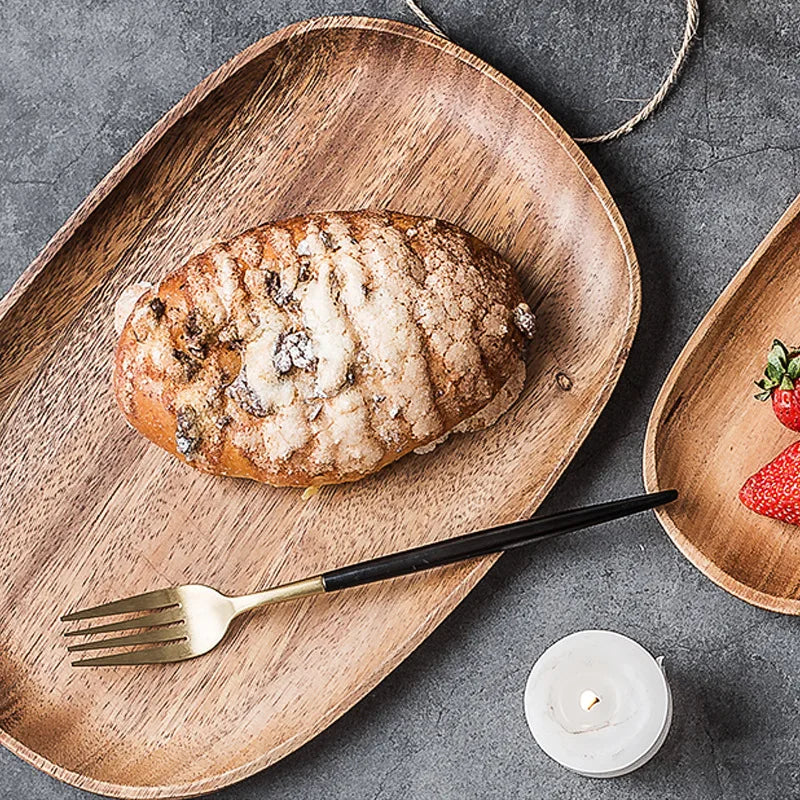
[{"x1": 524, "y1": 630, "x2": 671, "y2": 778}]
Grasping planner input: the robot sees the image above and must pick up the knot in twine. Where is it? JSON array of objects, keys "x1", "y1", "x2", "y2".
[{"x1": 405, "y1": 0, "x2": 699, "y2": 144}]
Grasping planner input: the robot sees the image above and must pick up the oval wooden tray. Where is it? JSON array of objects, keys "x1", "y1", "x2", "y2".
[
  {"x1": 0, "y1": 16, "x2": 638, "y2": 798},
  {"x1": 644, "y1": 193, "x2": 800, "y2": 614}
]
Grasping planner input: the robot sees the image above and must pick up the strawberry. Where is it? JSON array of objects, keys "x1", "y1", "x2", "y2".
[
  {"x1": 754, "y1": 339, "x2": 800, "y2": 431},
  {"x1": 739, "y1": 440, "x2": 800, "y2": 524}
]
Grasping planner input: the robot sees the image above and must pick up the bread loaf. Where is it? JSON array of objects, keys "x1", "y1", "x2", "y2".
[{"x1": 113, "y1": 210, "x2": 534, "y2": 487}]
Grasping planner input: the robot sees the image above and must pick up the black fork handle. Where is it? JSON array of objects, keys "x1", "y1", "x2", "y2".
[{"x1": 321, "y1": 490, "x2": 677, "y2": 593}]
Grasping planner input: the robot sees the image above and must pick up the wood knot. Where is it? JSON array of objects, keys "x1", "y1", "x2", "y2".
[{"x1": 555, "y1": 372, "x2": 573, "y2": 391}]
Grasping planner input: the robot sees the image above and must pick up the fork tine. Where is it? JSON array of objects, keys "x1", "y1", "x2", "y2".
[
  {"x1": 71, "y1": 641, "x2": 195, "y2": 667},
  {"x1": 63, "y1": 607, "x2": 184, "y2": 637},
  {"x1": 67, "y1": 626, "x2": 187, "y2": 653},
  {"x1": 61, "y1": 589, "x2": 178, "y2": 622}
]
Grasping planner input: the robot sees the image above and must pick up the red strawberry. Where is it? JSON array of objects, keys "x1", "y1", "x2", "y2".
[
  {"x1": 754, "y1": 339, "x2": 800, "y2": 431},
  {"x1": 739, "y1": 440, "x2": 800, "y2": 524}
]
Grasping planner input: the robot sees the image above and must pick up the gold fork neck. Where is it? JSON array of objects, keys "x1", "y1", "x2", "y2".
[{"x1": 230, "y1": 575, "x2": 325, "y2": 615}]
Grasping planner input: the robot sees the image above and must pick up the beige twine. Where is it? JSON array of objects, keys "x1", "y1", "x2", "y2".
[{"x1": 404, "y1": 0, "x2": 699, "y2": 144}]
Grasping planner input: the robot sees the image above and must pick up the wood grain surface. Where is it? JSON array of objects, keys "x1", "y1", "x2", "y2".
[
  {"x1": 0, "y1": 16, "x2": 639, "y2": 798},
  {"x1": 644, "y1": 193, "x2": 800, "y2": 614}
]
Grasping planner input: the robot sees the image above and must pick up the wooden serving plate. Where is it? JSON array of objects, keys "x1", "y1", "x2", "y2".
[
  {"x1": 0, "y1": 17, "x2": 638, "y2": 798},
  {"x1": 645, "y1": 193, "x2": 800, "y2": 614}
]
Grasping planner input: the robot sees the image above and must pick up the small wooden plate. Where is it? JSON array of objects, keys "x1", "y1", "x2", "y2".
[
  {"x1": 0, "y1": 16, "x2": 638, "y2": 798},
  {"x1": 644, "y1": 193, "x2": 800, "y2": 614}
]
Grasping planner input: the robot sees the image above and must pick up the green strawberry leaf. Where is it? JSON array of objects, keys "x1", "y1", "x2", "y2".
[
  {"x1": 773, "y1": 339, "x2": 789, "y2": 357},
  {"x1": 766, "y1": 362, "x2": 783, "y2": 383},
  {"x1": 781, "y1": 374, "x2": 795, "y2": 390},
  {"x1": 755, "y1": 390, "x2": 773, "y2": 401},
  {"x1": 787, "y1": 356, "x2": 800, "y2": 380},
  {"x1": 768, "y1": 343, "x2": 788, "y2": 372}
]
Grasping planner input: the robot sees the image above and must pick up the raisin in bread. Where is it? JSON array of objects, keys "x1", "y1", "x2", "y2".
[{"x1": 113, "y1": 210, "x2": 535, "y2": 487}]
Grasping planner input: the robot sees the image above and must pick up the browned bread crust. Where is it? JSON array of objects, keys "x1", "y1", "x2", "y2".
[{"x1": 113, "y1": 210, "x2": 534, "y2": 487}]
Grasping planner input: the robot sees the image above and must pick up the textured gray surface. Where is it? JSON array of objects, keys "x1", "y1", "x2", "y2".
[{"x1": 1, "y1": 0, "x2": 798, "y2": 798}]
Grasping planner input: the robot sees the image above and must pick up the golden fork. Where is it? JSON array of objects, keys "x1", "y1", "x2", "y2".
[{"x1": 62, "y1": 490, "x2": 676, "y2": 666}]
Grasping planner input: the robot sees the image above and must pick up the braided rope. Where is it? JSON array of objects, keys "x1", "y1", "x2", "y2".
[{"x1": 404, "y1": 0, "x2": 699, "y2": 144}]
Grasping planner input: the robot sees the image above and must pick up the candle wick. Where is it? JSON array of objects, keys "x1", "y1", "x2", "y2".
[{"x1": 579, "y1": 690, "x2": 601, "y2": 711}]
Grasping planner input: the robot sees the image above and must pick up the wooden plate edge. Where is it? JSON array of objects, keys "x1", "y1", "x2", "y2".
[
  {"x1": 0, "y1": 14, "x2": 641, "y2": 798},
  {"x1": 643, "y1": 192, "x2": 800, "y2": 615}
]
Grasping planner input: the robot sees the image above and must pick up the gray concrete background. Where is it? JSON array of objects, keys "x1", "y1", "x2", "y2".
[{"x1": 1, "y1": 0, "x2": 798, "y2": 797}]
